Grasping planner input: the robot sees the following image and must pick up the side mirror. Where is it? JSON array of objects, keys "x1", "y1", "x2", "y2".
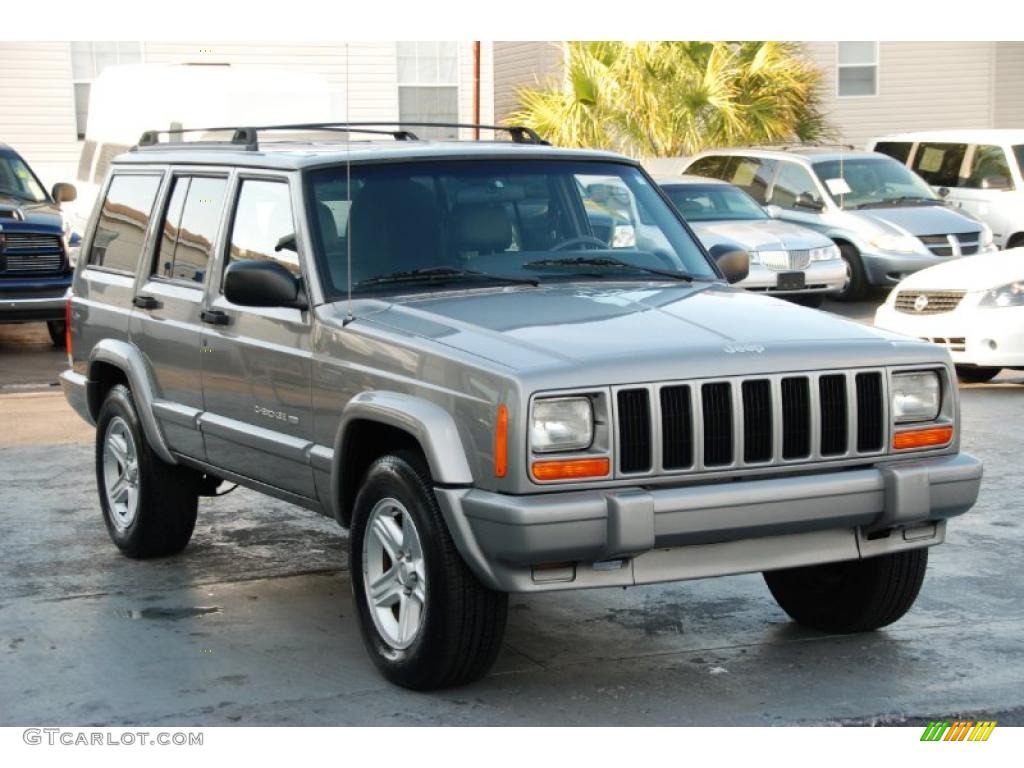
[
  {"x1": 224, "y1": 259, "x2": 307, "y2": 310},
  {"x1": 937, "y1": 186, "x2": 951, "y2": 198},
  {"x1": 52, "y1": 182, "x2": 77, "y2": 204},
  {"x1": 763, "y1": 204, "x2": 783, "y2": 219},
  {"x1": 708, "y1": 243, "x2": 750, "y2": 285},
  {"x1": 981, "y1": 175, "x2": 1011, "y2": 191},
  {"x1": 794, "y1": 193, "x2": 824, "y2": 212}
]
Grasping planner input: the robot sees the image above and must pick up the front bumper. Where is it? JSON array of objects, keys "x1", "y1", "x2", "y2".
[
  {"x1": 0, "y1": 278, "x2": 71, "y2": 323},
  {"x1": 435, "y1": 452, "x2": 982, "y2": 592},
  {"x1": 875, "y1": 301, "x2": 1024, "y2": 368},
  {"x1": 739, "y1": 260, "x2": 846, "y2": 294},
  {"x1": 861, "y1": 245, "x2": 999, "y2": 286}
]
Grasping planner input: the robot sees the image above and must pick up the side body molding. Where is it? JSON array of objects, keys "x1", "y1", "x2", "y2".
[
  {"x1": 331, "y1": 391, "x2": 475, "y2": 519},
  {"x1": 88, "y1": 339, "x2": 177, "y2": 465}
]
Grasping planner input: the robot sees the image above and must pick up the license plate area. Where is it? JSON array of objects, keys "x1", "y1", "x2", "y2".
[{"x1": 777, "y1": 271, "x2": 806, "y2": 291}]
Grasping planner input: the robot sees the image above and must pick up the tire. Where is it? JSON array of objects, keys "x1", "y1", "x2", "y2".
[
  {"x1": 95, "y1": 384, "x2": 199, "y2": 558},
  {"x1": 1005, "y1": 234, "x2": 1024, "y2": 250},
  {"x1": 956, "y1": 365, "x2": 1001, "y2": 384},
  {"x1": 47, "y1": 320, "x2": 66, "y2": 349},
  {"x1": 789, "y1": 293, "x2": 824, "y2": 308},
  {"x1": 763, "y1": 548, "x2": 928, "y2": 633},
  {"x1": 350, "y1": 451, "x2": 508, "y2": 690},
  {"x1": 832, "y1": 244, "x2": 868, "y2": 302}
]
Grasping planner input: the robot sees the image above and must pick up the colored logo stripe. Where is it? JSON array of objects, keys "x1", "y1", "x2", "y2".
[{"x1": 920, "y1": 720, "x2": 996, "y2": 741}]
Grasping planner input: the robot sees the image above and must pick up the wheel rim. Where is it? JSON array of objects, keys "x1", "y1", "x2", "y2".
[
  {"x1": 102, "y1": 416, "x2": 140, "y2": 531},
  {"x1": 840, "y1": 257, "x2": 852, "y2": 293},
  {"x1": 361, "y1": 497, "x2": 427, "y2": 650}
]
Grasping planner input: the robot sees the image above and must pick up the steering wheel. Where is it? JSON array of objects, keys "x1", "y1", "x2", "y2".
[{"x1": 551, "y1": 236, "x2": 610, "y2": 251}]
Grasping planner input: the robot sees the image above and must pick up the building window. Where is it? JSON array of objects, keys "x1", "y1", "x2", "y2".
[
  {"x1": 396, "y1": 42, "x2": 459, "y2": 139},
  {"x1": 71, "y1": 42, "x2": 143, "y2": 138},
  {"x1": 837, "y1": 42, "x2": 878, "y2": 97}
]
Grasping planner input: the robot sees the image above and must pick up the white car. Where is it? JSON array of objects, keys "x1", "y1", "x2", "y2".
[{"x1": 874, "y1": 250, "x2": 1024, "y2": 382}]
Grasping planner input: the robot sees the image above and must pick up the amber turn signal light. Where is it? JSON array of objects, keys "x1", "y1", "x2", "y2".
[
  {"x1": 532, "y1": 457, "x2": 610, "y2": 481},
  {"x1": 893, "y1": 424, "x2": 953, "y2": 450},
  {"x1": 494, "y1": 404, "x2": 509, "y2": 478}
]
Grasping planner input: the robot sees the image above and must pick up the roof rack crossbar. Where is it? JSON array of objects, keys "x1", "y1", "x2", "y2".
[{"x1": 133, "y1": 122, "x2": 546, "y2": 151}]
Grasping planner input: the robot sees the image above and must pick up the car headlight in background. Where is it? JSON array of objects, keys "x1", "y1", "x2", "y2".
[
  {"x1": 891, "y1": 371, "x2": 941, "y2": 423},
  {"x1": 869, "y1": 233, "x2": 925, "y2": 255},
  {"x1": 612, "y1": 224, "x2": 636, "y2": 248},
  {"x1": 979, "y1": 280, "x2": 1024, "y2": 308},
  {"x1": 809, "y1": 244, "x2": 841, "y2": 261},
  {"x1": 530, "y1": 397, "x2": 594, "y2": 453}
]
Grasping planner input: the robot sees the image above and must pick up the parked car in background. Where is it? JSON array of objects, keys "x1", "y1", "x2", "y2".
[
  {"x1": 0, "y1": 142, "x2": 78, "y2": 346},
  {"x1": 869, "y1": 130, "x2": 1024, "y2": 250},
  {"x1": 658, "y1": 175, "x2": 844, "y2": 307},
  {"x1": 682, "y1": 147, "x2": 997, "y2": 301},
  {"x1": 875, "y1": 249, "x2": 1024, "y2": 382}
]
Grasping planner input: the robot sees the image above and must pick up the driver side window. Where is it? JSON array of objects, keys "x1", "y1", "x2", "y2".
[
  {"x1": 224, "y1": 180, "x2": 300, "y2": 292},
  {"x1": 770, "y1": 162, "x2": 823, "y2": 210}
]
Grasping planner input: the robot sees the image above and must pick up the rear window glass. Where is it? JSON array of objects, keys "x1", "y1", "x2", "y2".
[
  {"x1": 723, "y1": 156, "x2": 776, "y2": 203},
  {"x1": 873, "y1": 141, "x2": 913, "y2": 164},
  {"x1": 88, "y1": 174, "x2": 161, "y2": 273},
  {"x1": 965, "y1": 145, "x2": 1014, "y2": 190},
  {"x1": 911, "y1": 142, "x2": 967, "y2": 188}
]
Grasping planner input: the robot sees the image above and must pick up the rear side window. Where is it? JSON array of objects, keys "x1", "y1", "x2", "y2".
[
  {"x1": 723, "y1": 156, "x2": 776, "y2": 203},
  {"x1": 911, "y1": 142, "x2": 967, "y2": 188},
  {"x1": 965, "y1": 145, "x2": 1014, "y2": 190},
  {"x1": 154, "y1": 175, "x2": 228, "y2": 284},
  {"x1": 874, "y1": 141, "x2": 913, "y2": 164},
  {"x1": 226, "y1": 180, "x2": 300, "y2": 284},
  {"x1": 88, "y1": 174, "x2": 161, "y2": 273},
  {"x1": 686, "y1": 155, "x2": 729, "y2": 180}
]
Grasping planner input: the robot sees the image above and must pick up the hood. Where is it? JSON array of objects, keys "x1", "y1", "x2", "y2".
[
  {"x1": 0, "y1": 195, "x2": 63, "y2": 231},
  {"x1": 891, "y1": 250, "x2": 1024, "y2": 292},
  {"x1": 856, "y1": 205, "x2": 980, "y2": 237},
  {"x1": 689, "y1": 218, "x2": 833, "y2": 252},
  {"x1": 352, "y1": 282, "x2": 929, "y2": 383}
]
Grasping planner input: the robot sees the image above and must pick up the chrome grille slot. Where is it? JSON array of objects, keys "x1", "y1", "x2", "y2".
[
  {"x1": 781, "y1": 377, "x2": 811, "y2": 459},
  {"x1": 819, "y1": 374, "x2": 848, "y2": 456},
  {"x1": 895, "y1": 290, "x2": 965, "y2": 314},
  {"x1": 701, "y1": 382, "x2": 733, "y2": 467},
  {"x1": 660, "y1": 385, "x2": 693, "y2": 470},
  {"x1": 741, "y1": 380, "x2": 772, "y2": 463},
  {"x1": 617, "y1": 389, "x2": 652, "y2": 474}
]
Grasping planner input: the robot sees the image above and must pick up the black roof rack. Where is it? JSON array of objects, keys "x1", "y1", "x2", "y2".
[{"x1": 134, "y1": 122, "x2": 547, "y2": 151}]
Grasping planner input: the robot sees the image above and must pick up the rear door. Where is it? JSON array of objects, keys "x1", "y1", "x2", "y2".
[
  {"x1": 199, "y1": 172, "x2": 316, "y2": 498},
  {"x1": 130, "y1": 169, "x2": 229, "y2": 459},
  {"x1": 954, "y1": 144, "x2": 1016, "y2": 247}
]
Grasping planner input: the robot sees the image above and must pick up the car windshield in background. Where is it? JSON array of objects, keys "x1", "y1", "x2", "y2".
[
  {"x1": 663, "y1": 183, "x2": 768, "y2": 222},
  {"x1": 1014, "y1": 146, "x2": 1024, "y2": 179},
  {"x1": 0, "y1": 151, "x2": 48, "y2": 204},
  {"x1": 306, "y1": 160, "x2": 715, "y2": 297},
  {"x1": 812, "y1": 156, "x2": 939, "y2": 210}
]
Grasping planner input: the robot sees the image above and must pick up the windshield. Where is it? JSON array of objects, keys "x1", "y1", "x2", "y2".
[
  {"x1": 812, "y1": 156, "x2": 938, "y2": 210},
  {"x1": 307, "y1": 160, "x2": 715, "y2": 297},
  {"x1": 0, "y1": 151, "x2": 48, "y2": 204},
  {"x1": 663, "y1": 183, "x2": 768, "y2": 222},
  {"x1": 1014, "y1": 146, "x2": 1024, "y2": 180}
]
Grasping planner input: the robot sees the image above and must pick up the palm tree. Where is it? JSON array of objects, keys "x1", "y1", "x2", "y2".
[{"x1": 509, "y1": 41, "x2": 830, "y2": 157}]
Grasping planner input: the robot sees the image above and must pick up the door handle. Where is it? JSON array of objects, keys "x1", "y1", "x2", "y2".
[
  {"x1": 200, "y1": 309, "x2": 231, "y2": 326},
  {"x1": 132, "y1": 295, "x2": 161, "y2": 310}
]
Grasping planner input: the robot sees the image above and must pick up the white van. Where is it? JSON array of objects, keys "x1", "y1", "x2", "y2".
[
  {"x1": 69, "y1": 64, "x2": 334, "y2": 237},
  {"x1": 869, "y1": 130, "x2": 1024, "y2": 249}
]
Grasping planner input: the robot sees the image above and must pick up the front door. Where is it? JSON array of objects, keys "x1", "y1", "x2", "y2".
[
  {"x1": 199, "y1": 174, "x2": 315, "y2": 498},
  {"x1": 131, "y1": 171, "x2": 229, "y2": 459}
]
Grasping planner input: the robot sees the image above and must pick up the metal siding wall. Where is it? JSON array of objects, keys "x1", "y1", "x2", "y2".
[
  {"x1": 994, "y1": 42, "x2": 1024, "y2": 127},
  {"x1": 0, "y1": 43, "x2": 78, "y2": 188},
  {"x1": 492, "y1": 41, "x2": 565, "y2": 122},
  {"x1": 804, "y1": 42, "x2": 996, "y2": 149}
]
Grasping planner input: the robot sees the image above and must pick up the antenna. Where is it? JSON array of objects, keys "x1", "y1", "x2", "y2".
[{"x1": 343, "y1": 42, "x2": 355, "y2": 326}]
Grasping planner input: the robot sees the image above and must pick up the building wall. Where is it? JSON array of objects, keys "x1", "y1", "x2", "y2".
[
  {"x1": 493, "y1": 41, "x2": 564, "y2": 122},
  {"x1": 0, "y1": 42, "x2": 494, "y2": 188},
  {"x1": 994, "y1": 41, "x2": 1024, "y2": 127},
  {"x1": 802, "y1": 42, "x2": 998, "y2": 149}
]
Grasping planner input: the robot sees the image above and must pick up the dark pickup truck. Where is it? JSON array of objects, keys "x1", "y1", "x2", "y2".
[{"x1": 0, "y1": 142, "x2": 78, "y2": 347}]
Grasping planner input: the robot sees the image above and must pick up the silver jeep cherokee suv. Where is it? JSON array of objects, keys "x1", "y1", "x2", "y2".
[{"x1": 61, "y1": 123, "x2": 983, "y2": 690}]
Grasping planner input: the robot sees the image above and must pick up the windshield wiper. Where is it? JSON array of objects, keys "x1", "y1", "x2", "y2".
[
  {"x1": 856, "y1": 196, "x2": 942, "y2": 209},
  {"x1": 523, "y1": 256, "x2": 701, "y2": 282},
  {"x1": 355, "y1": 266, "x2": 539, "y2": 289}
]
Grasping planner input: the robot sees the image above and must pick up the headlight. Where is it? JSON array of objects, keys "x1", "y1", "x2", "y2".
[
  {"x1": 891, "y1": 371, "x2": 941, "y2": 423},
  {"x1": 980, "y1": 223, "x2": 995, "y2": 249},
  {"x1": 869, "y1": 233, "x2": 925, "y2": 255},
  {"x1": 530, "y1": 397, "x2": 594, "y2": 453},
  {"x1": 809, "y1": 244, "x2": 840, "y2": 261},
  {"x1": 979, "y1": 280, "x2": 1024, "y2": 308},
  {"x1": 612, "y1": 224, "x2": 636, "y2": 248}
]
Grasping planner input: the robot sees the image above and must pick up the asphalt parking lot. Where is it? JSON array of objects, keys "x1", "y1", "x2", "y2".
[{"x1": 1, "y1": 297, "x2": 1023, "y2": 726}]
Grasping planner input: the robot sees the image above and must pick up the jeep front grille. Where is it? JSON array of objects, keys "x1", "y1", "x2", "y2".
[
  {"x1": 615, "y1": 370, "x2": 887, "y2": 476},
  {"x1": 895, "y1": 290, "x2": 965, "y2": 314}
]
